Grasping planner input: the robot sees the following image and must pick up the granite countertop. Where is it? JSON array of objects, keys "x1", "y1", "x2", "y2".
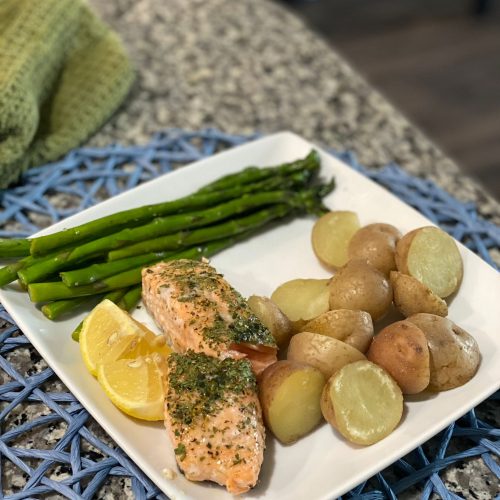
[
  {"x1": 1, "y1": 0, "x2": 498, "y2": 498},
  {"x1": 89, "y1": 0, "x2": 500, "y2": 223}
]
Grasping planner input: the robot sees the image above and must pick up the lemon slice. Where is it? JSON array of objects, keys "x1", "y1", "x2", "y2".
[
  {"x1": 97, "y1": 354, "x2": 166, "y2": 421},
  {"x1": 79, "y1": 299, "x2": 170, "y2": 376},
  {"x1": 101, "y1": 331, "x2": 171, "y2": 366}
]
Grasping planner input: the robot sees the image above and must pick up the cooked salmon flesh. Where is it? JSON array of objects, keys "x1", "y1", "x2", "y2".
[
  {"x1": 141, "y1": 259, "x2": 277, "y2": 375},
  {"x1": 165, "y1": 352, "x2": 266, "y2": 495}
]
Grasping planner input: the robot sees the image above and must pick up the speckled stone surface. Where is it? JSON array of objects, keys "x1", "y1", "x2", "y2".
[
  {"x1": 87, "y1": 0, "x2": 500, "y2": 224},
  {"x1": 1, "y1": 0, "x2": 499, "y2": 498}
]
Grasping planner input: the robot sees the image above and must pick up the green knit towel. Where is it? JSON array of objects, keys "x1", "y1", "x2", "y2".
[{"x1": 0, "y1": 0, "x2": 135, "y2": 188}]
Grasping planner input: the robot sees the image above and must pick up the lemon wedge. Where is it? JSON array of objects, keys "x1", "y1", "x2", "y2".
[
  {"x1": 100, "y1": 331, "x2": 171, "y2": 366},
  {"x1": 97, "y1": 354, "x2": 166, "y2": 421},
  {"x1": 79, "y1": 299, "x2": 171, "y2": 420},
  {"x1": 79, "y1": 299, "x2": 170, "y2": 376}
]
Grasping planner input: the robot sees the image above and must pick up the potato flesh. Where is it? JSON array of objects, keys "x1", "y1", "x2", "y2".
[
  {"x1": 311, "y1": 211, "x2": 360, "y2": 268},
  {"x1": 271, "y1": 278, "x2": 330, "y2": 322},
  {"x1": 406, "y1": 227, "x2": 463, "y2": 298},
  {"x1": 327, "y1": 361, "x2": 403, "y2": 445},
  {"x1": 266, "y1": 369, "x2": 325, "y2": 444}
]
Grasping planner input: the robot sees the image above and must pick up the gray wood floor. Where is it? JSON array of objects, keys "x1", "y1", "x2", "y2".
[{"x1": 280, "y1": 0, "x2": 500, "y2": 200}]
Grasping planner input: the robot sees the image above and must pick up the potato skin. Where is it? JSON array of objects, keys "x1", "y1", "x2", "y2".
[
  {"x1": 259, "y1": 360, "x2": 326, "y2": 444},
  {"x1": 394, "y1": 229, "x2": 415, "y2": 275},
  {"x1": 320, "y1": 376, "x2": 338, "y2": 429},
  {"x1": 301, "y1": 309, "x2": 374, "y2": 353},
  {"x1": 367, "y1": 320, "x2": 430, "y2": 394},
  {"x1": 329, "y1": 260, "x2": 393, "y2": 321},
  {"x1": 390, "y1": 271, "x2": 448, "y2": 318},
  {"x1": 247, "y1": 295, "x2": 294, "y2": 348},
  {"x1": 287, "y1": 331, "x2": 366, "y2": 378},
  {"x1": 348, "y1": 223, "x2": 401, "y2": 276},
  {"x1": 407, "y1": 313, "x2": 480, "y2": 391}
]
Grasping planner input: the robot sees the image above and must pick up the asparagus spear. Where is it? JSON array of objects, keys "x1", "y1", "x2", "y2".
[
  {"x1": 71, "y1": 288, "x2": 130, "y2": 341},
  {"x1": 0, "y1": 251, "x2": 68, "y2": 287},
  {"x1": 71, "y1": 322, "x2": 83, "y2": 342},
  {"x1": 0, "y1": 261, "x2": 25, "y2": 287},
  {"x1": 0, "y1": 238, "x2": 31, "y2": 258},
  {"x1": 107, "y1": 204, "x2": 290, "y2": 261},
  {"x1": 3, "y1": 178, "x2": 333, "y2": 288},
  {"x1": 28, "y1": 239, "x2": 236, "y2": 303},
  {"x1": 41, "y1": 296, "x2": 98, "y2": 320},
  {"x1": 60, "y1": 251, "x2": 176, "y2": 287},
  {"x1": 28, "y1": 151, "x2": 319, "y2": 256},
  {"x1": 20, "y1": 190, "x2": 301, "y2": 285},
  {"x1": 0, "y1": 169, "x2": 310, "y2": 268},
  {"x1": 198, "y1": 150, "x2": 320, "y2": 193},
  {"x1": 64, "y1": 205, "x2": 289, "y2": 285},
  {"x1": 117, "y1": 285, "x2": 143, "y2": 311}
]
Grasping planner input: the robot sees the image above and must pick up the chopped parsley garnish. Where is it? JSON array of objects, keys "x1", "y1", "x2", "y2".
[
  {"x1": 174, "y1": 443, "x2": 186, "y2": 461},
  {"x1": 167, "y1": 352, "x2": 256, "y2": 427},
  {"x1": 165, "y1": 259, "x2": 276, "y2": 348}
]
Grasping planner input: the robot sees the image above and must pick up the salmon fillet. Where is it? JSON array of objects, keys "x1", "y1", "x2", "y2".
[
  {"x1": 141, "y1": 259, "x2": 277, "y2": 375},
  {"x1": 165, "y1": 352, "x2": 265, "y2": 495}
]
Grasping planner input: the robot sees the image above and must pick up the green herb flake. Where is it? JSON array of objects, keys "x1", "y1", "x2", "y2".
[
  {"x1": 232, "y1": 453, "x2": 246, "y2": 466},
  {"x1": 165, "y1": 259, "x2": 275, "y2": 348},
  {"x1": 167, "y1": 352, "x2": 257, "y2": 428},
  {"x1": 174, "y1": 443, "x2": 186, "y2": 461}
]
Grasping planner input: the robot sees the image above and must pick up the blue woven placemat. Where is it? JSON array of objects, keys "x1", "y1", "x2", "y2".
[{"x1": 0, "y1": 129, "x2": 499, "y2": 499}]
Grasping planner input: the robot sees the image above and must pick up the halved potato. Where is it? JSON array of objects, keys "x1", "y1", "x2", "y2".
[
  {"x1": 329, "y1": 259, "x2": 393, "y2": 321},
  {"x1": 301, "y1": 309, "x2": 374, "y2": 353},
  {"x1": 270, "y1": 278, "x2": 330, "y2": 323},
  {"x1": 390, "y1": 271, "x2": 448, "y2": 317},
  {"x1": 311, "y1": 211, "x2": 360, "y2": 269},
  {"x1": 287, "y1": 331, "x2": 366, "y2": 378},
  {"x1": 407, "y1": 313, "x2": 480, "y2": 391},
  {"x1": 348, "y1": 223, "x2": 401, "y2": 275},
  {"x1": 259, "y1": 360, "x2": 326, "y2": 444},
  {"x1": 395, "y1": 226, "x2": 463, "y2": 298},
  {"x1": 366, "y1": 320, "x2": 430, "y2": 394},
  {"x1": 247, "y1": 295, "x2": 294, "y2": 347},
  {"x1": 321, "y1": 360, "x2": 403, "y2": 445}
]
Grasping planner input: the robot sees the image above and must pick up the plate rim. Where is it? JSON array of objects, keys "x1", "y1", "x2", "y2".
[{"x1": 1, "y1": 130, "x2": 499, "y2": 499}]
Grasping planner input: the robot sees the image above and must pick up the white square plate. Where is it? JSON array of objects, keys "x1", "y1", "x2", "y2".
[{"x1": 1, "y1": 132, "x2": 499, "y2": 500}]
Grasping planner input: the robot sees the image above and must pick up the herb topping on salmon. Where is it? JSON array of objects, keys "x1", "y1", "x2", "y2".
[
  {"x1": 142, "y1": 259, "x2": 277, "y2": 374},
  {"x1": 165, "y1": 352, "x2": 265, "y2": 494}
]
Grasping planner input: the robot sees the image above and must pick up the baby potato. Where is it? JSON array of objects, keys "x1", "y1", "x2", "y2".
[
  {"x1": 395, "y1": 226, "x2": 463, "y2": 298},
  {"x1": 259, "y1": 360, "x2": 326, "y2": 444},
  {"x1": 321, "y1": 360, "x2": 403, "y2": 445},
  {"x1": 329, "y1": 259, "x2": 393, "y2": 321},
  {"x1": 367, "y1": 320, "x2": 430, "y2": 394},
  {"x1": 311, "y1": 211, "x2": 360, "y2": 269},
  {"x1": 348, "y1": 223, "x2": 401, "y2": 275},
  {"x1": 407, "y1": 313, "x2": 480, "y2": 391},
  {"x1": 247, "y1": 295, "x2": 294, "y2": 347},
  {"x1": 390, "y1": 271, "x2": 448, "y2": 318},
  {"x1": 270, "y1": 278, "x2": 330, "y2": 323},
  {"x1": 287, "y1": 331, "x2": 366, "y2": 378},
  {"x1": 301, "y1": 309, "x2": 374, "y2": 353}
]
